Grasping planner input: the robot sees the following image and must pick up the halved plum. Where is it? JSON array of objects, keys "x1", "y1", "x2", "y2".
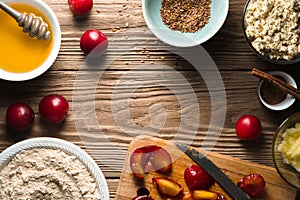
[
  {"x1": 130, "y1": 145, "x2": 172, "y2": 179},
  {"x1": 148, "y1": 146, "x2": 172, "y2": 173},
  {"x1": 130, "y1": 147, "x2": 151, "y2": 179}
]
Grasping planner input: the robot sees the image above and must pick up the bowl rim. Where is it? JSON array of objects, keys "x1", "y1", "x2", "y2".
[
  {"x1": 0, "y1": 0, "x2": 61, "y2": 81},
  {"x1": 257, "y1": 71, "x2": 297, "y2": 110},
  {"x1": 142, "y1": 0, "x2": 229, "y2": 47},
  {"x1": 272, "y1": 112, "x2": 300, "y2": 189},
  {"x1": 242, "y1": 0, "x2": 300, "y2": 65},
  {"x1": 0, "y1": 137, "x2": 110, "y2": 199}
]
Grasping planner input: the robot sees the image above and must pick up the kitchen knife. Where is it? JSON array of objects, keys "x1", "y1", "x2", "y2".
[{"x1": 175, "y1": 143, "x2": 251, "y2": 200}]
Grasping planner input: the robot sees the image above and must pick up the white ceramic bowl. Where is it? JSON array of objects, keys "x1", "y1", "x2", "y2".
[
  {"x1": 0, "y1": 137, "x2": 110, "y2": 199},
  {"x1": 258, "y1": 71, "x2": 297, "y2": 111},
  {"x1": 0, "y1": 0, "x2": 61, "y2": 81},
  {"x1": 142, "y1": 0, "x2": 229, "y2": 47}
]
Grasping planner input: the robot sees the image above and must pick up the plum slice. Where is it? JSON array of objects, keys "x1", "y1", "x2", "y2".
[
  {"x1": 192, "y1": 190, "x2": 218, "y2": 200},
  {"x1": 152, "y1": 177, "x2": 183, "y2": 198}
]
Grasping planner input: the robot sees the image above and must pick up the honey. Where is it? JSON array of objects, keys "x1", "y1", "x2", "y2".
[{"x1": 0, "y1": 3, "x2": 54, "y2": 73}]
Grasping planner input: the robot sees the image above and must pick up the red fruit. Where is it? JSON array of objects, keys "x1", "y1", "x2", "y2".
[
  {"x1": 80, "y1": 30, "x2": 108, "y2": 56},
  {"x1": 152, "y1": 177, "x2": 183, "y2": 198},
  {"x1": 132, "y1": 187, "x2": 153, "y2": 200},
  {"x1": 148, "y1": 146, "x2": 172, "y2": 173},
  {"x1": 237, "y1": 174, "x2": 265, "y2": 196},
  {"x1": 68, "y1": 0, "x2": 93, "y2": 15},
  {"x1": 130, "y1": 147, "x2": 151, "y2": 179},
  {"x1": 130, "y1": 145, "x2": 172, "y2": 179},
  {"x1": 131, "y1": 195, "x2": 154, "y2": 200},
  {"x1": 39, "y1": 94, "x2": 69, "y2": 123},
  {"x1": 184, "y1": 165, "x2": 215, "y2": 190},
  {"x1": 6, "y1": 102, "x2": 35, "y2": 131},
  {"x1": 136, "y1": 187, "x2": 150, "y2": 196},
  {"x1": 235, "y1": 115, "x2": 261, "y2": 140}
]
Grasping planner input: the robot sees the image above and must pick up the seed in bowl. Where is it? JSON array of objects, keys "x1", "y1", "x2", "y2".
[
  {"x1": 160, "y1": 0, "x2": 211, "y2": 33},
  {"x1": 244, "y1": 0, "x2": 300, "y2": 60},
  {"x1": 278, "y1": 123, "x2": 300, "y2": 172},
  {"x1": 0, "y1": 148, "x2": 100, "y2": 199}
]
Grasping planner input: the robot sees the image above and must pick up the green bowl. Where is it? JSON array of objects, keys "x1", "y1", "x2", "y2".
[{"x1": 142, "y1": 0, "x2": 229, "y2": 47}]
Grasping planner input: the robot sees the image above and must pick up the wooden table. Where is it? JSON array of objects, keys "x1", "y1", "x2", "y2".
[{"x1": 0, "y1": 0, "x2": 299, "y2": 199}]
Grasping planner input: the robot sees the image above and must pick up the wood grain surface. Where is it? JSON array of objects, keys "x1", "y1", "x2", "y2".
[
  {"x1": 116, "y1": 136, "x2": 297, "y2": 200},
  {"x1": 0, "y1": 0, "x2": 299, "y2": 199}
]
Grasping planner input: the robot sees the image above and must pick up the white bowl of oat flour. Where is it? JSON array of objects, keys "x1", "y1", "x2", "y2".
[
  {"x1": 243, "y1": 0, "x2": 300, "y2": 65},
  {"x1": 0, "y1": 137, "x2": 109, "y2": 200},
  {"x1": 142, "y1": 0, "x2": 229, "y2": 47}
]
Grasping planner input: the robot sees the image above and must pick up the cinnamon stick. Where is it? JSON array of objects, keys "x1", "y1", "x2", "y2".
[{"x1": 251, "y1": 68, "x2": 300, "y2": 100}]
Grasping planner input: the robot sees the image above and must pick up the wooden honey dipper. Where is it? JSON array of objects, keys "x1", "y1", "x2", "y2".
[{"x1": 0, "y1": 1, "x2": 51, "y2": 40}]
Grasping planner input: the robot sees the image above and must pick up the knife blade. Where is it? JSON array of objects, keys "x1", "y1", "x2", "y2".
[{"x1": 175, "y1": 143, "x2": 251, "y2": 200}]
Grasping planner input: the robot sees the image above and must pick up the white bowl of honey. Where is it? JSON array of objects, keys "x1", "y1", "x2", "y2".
[{"x1": 0, "y1": 0, "x2": 61, "y2": 81}]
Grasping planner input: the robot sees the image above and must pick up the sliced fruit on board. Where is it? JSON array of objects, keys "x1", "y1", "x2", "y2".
[{"x1": 116, "y1": 136, "x2": 298, "y2": 200}]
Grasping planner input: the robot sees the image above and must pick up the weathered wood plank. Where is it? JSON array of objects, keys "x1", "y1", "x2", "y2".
[{"x1": 1, "y1": 0, "x2": 300, "y2": 199}]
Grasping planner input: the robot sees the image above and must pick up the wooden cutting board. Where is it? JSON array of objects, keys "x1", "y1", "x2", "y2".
[{"x1": 116, "y1": 136, "x2": 298, "y2": 200}]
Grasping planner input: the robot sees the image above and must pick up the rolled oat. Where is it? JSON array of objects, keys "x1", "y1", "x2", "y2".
[{"x1": 244, "y1": 0, "x2": 300, "y2": 60}]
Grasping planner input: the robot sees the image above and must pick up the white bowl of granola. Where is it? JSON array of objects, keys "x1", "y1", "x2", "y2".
[{"x1": 243, "y1": 0, "x2": 300, "y2": 65}]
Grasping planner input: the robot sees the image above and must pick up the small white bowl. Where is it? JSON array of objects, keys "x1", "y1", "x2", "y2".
[
  {"x1": 258, "y1": 71, "x2": 297, "y2": 111},
  {"x1": 0, "y1": 137, "x2": 110, "y2": 199},
  {"x1": 142, "y1": 0, "x2": 229, "y2": 47},
  {"x1": 0, "y1": 0, "x2": 61, "y2": 81}
]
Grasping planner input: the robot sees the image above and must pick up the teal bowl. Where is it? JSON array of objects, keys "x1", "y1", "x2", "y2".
[{"x1": 142, "y1": 0, "x2": 229, "y2": 47}]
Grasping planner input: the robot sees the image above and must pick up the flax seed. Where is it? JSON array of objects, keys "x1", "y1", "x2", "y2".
[{"x1": 160, "y1": 0, "x2": 211, "y2": 33}]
